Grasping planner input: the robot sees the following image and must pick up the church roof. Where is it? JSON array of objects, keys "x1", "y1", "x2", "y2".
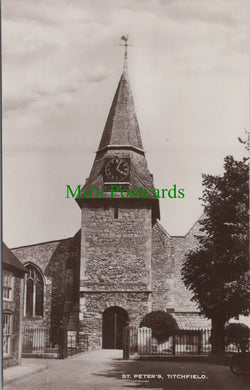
[
  {"x1": 98, "y1": 70, "x2": 143, "y2": 152},
  {"x1": 3, "y1": 242, "x2": 26, "y2": 274}
]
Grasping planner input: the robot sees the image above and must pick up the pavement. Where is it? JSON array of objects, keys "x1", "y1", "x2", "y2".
[
  {"x1": 3, "y1": 350, "x2": 250, "y2": 390},
  {"x1": 3, "y1": 360, "x2": 48, "y2": 385},
  {"x1": 71, "y1": 348, "x2": 123, "y2": 361}
]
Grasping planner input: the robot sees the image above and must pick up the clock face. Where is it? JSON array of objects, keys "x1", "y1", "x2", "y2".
[{"x1": 104, "y1": 157, "x2": 130, "y2": 182}]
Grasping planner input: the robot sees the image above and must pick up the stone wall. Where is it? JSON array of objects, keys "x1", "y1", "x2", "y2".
[
  {"x1": 152, "y1": 219, "x2": 202, "y2": 313},
  {"x1": 151, "y1": 222, "x2": 174, "y2": 311},
  {"x1": 12, "y1": 240, "x2": 62, "y2": 331},
  {"x1": 12, "y1": 233, "x2": 81, "y2": 340},
  {"x1": 12, "y1": 241, "x2": 61, "y2": 273},
  {"x1": 171, "y1": 219, "x2": 203, "y2": 312},
  {"x1": 79, "y1": 201, "x2": 153, "y2": 349},
  {"x1": 80, "y1": 291, "x2": 150, "y2": 349},
  {"x1": 9, "y1": 210, "x2": 207, "y2": 351},
  {"x1": 80, "y1": 202, "x2": 152, "y2": 291}
]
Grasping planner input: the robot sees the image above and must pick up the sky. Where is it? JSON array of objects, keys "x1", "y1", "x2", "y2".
[{"x1": 2, "y1": 0, "x2": 249, "y2": 247}]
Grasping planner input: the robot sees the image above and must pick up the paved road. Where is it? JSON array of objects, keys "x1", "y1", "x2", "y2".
[{"x1": 5, "y1": 350, "x2": 250, "y2": 390}]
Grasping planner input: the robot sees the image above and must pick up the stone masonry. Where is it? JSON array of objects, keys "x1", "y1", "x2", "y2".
[
  {"x1": 79, "y1": 201, "x2": 153, "y2": 349},
  {"x1": 8, "y1": 65, "x2": 214, "y2": 353}
]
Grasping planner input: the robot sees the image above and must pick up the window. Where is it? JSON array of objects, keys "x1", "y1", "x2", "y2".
[
  {"x1": 3, "y1": 271, "x2": 14, "y2": 301},
  {"x1": 3, "y1": 314, "x2": 12, "y2": 356},
  {"x1": 114, "y1": 206, "x2": 119, "y2": 219},
  {"x1": 24, "y1": 264, "x2": 44, "y2": 317}
]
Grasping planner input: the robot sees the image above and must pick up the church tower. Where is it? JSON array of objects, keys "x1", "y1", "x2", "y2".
[{"x1": 76, "y1": 38, "x2": 160, "y2": 349}]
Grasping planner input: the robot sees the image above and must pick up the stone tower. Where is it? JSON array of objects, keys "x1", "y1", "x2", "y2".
[{"x1": 76, "y1": 62, "x2": 160, "y2": 349}]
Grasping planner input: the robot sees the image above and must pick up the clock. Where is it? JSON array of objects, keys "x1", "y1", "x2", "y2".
[{"x1": 104, "y1": 157, "x2": 130, "y2": 182}]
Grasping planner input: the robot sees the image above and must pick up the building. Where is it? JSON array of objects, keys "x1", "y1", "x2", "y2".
[
  {"x1": 3, "y1": 243, "x2": 26, "y2": 368},
  {"x1": 11, "y1": 57, "x2": 210, "y2": 352}
]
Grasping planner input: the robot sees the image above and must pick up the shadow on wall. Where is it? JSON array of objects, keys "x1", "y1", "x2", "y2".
[{"x1": 45, "y1": 230, "x2": 81, "y2": 345}]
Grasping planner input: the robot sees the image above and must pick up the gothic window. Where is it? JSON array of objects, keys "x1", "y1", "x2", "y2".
[
  {"x1": 3, "y1": 270, "x2": 14, "y2": 301},
  {"x1": 3, "y1": 313, "x2": 12, "y2": 356},
  {"x1": 24, "y1": 264, "x2": 44, "y2": 317}
]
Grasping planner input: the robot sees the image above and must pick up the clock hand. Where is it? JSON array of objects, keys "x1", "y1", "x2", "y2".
[
  {"x1": 116, "y1": 161, "x2": 122, "y2": 171},
  {"x1": 116, "y1": 161, "x2": 124, "y2": 174}
]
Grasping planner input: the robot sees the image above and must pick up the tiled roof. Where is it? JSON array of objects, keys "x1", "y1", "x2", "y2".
[
  {"x1": 2, "y1": 242, "x2": 26, "y2": 273},
  {"x1": 173, "y1": 312, "x2": 211, "y2": 329}
]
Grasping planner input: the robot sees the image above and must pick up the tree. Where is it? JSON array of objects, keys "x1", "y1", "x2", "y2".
[
  {"x1": 182, "y1": 143, "x2": 249, "y2": 356},
  {"x1": 140, "y1": 311, "x2": 178, "y2": 342},
  {"x1": 225, "y1": 323, "x2": 249, "y2": 353}
]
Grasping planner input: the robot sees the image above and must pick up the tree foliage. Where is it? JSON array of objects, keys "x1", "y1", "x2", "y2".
[
  {"x1": 225, "y1": 323, "x2": 249, "y2": 352},
  {"x1": 182, "y1": 144, "x2": 249, "y2": 354},
  {"x1": 140, "y1": 311, "x2": 178, "y2": 341}
]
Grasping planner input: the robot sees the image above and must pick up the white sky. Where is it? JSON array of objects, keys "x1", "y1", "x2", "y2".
[{"x1": 2, "y1": 0, "x2": 249, "y2": 247}]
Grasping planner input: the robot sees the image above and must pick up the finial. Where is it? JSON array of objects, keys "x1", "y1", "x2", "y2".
[{"x1": 119, "y1": 35, "x2": 133, "y2": 70}]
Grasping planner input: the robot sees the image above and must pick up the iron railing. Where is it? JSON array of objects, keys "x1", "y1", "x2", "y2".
[
  {"x1": 22, "y1": 327, "x2": 88, "y2": 358},
  {"x1": 22, "y1": 327, "x2": 59, "y2": 357},
  {"x1": 126, "y1": 327, "x2": 249, "y2": 356}
]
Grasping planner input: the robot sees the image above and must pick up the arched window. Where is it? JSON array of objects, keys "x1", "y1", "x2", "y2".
[{"x1": 24, "y1": 264, "x2": 44, "y2": 317}]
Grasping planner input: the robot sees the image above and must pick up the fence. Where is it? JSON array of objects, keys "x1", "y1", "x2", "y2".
[
  {"x1": 22, "y1": 327, "x2": 89, "y2": 358},
  {"x1": 127, "y1": 327, "x2": 249, "y2": 357},
  {"x1": 22, "y1": 327, "x2": 59, "y2": 358}
]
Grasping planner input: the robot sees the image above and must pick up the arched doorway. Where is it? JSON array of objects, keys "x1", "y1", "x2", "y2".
[{"x1": 102, "y1": 306, "x2": 129, "y2": 349}]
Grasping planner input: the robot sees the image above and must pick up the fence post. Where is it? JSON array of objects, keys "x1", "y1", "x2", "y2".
[
  {"x1": 198, "y1": 330, "x2": 202, "y2": 355},
  {"x1": 173, "y1": 334, "x2": 176, "y2": 355},
  {"x1": 123, "y1": 325, "x2": 130, "y2": 360}
]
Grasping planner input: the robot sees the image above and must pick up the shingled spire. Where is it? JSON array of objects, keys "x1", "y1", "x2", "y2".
[
  {"x1": 77, "y1": 39, "x2": 160, "y2": 220},
  {"x1": 98, "y1": 70, "x2": 144, "y2": 152}
]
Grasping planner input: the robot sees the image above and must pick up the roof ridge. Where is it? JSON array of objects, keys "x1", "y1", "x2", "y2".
[
  {"x1": 155, "y1": 221, "x2": 171, "y2": 238},
  {"x1": 11, "y1": 236, "x2": 73, "y2": 250}
]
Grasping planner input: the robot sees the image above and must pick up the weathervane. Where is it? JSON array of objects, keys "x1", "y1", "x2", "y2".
[{"x1": 119, "y1": 35, "x2": 133, "y2": 70}]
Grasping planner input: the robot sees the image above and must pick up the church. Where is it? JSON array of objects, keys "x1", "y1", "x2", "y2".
[{"x1": 11, "y1": 45, "x2": 210, "y2": 351}]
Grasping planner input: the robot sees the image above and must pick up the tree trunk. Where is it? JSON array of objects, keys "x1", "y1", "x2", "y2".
[{"x1": 211, "y1": 317, "x2": 226, "y2": 356}]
